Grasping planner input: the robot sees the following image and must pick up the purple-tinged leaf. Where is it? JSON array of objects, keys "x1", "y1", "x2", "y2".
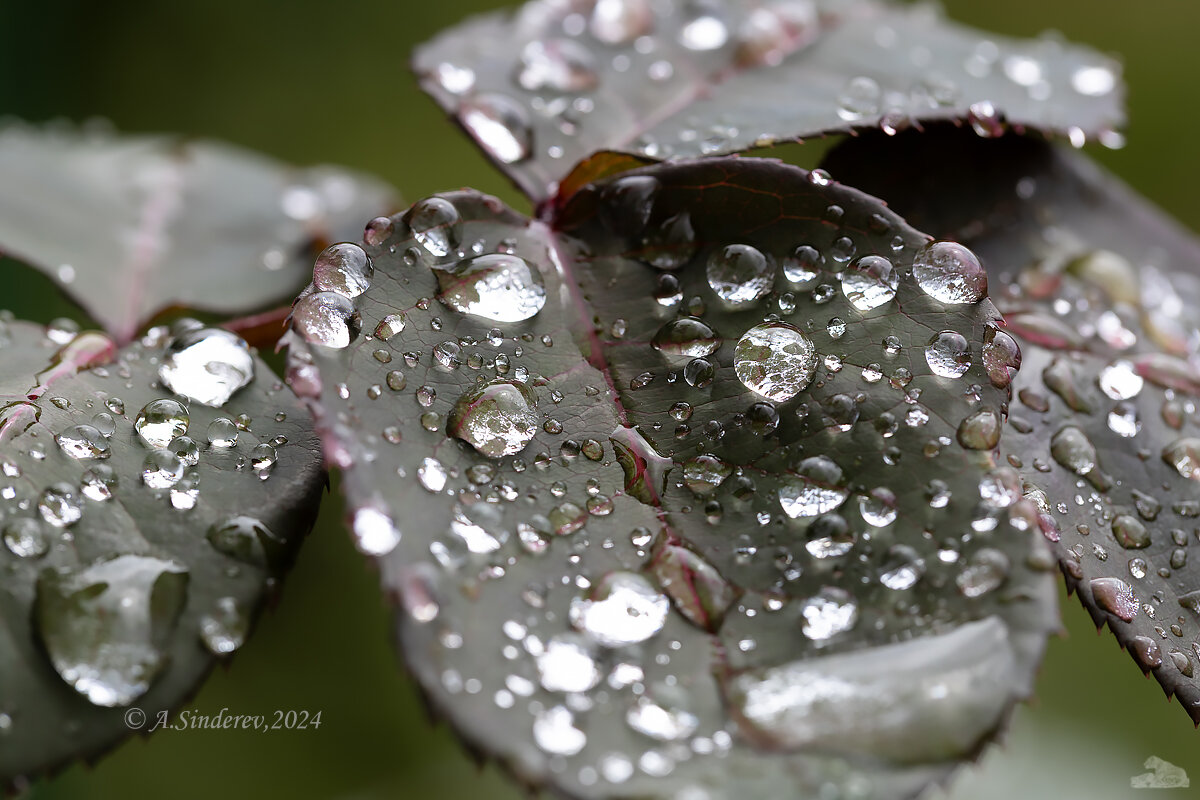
[
  {"x1": 286, "y1": 157, "x2": 1058, "y2": 799},
  {"x1": 823, "y1": 127, "x2": 1200, "y2": 722},
  {"x1": 0, "y1": 122, "x2": 399, "y2": 342},
  {"x1": 0, "y1": 317, "x2": 324, "y2": 785},
  {"x1": 415, "y1": 0, "x2": 1123, "y2": 202}
]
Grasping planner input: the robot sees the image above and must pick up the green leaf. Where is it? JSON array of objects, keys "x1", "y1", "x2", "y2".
[
  {"x1": 414, "y1": 0, "x2": 1124, "y2": 202},
  {"x1": 0, "y1": 122, "x2": 399, "y2": 342},
  {"x1": 822, "y1": 127, "x2": 1200, "y2": 722},
  {"x1": 285, "y1": 157, "x2": 1059, "y2": 799},
  {"x1": 0, "y1": 318, "x2": 325, "y2": 785}
]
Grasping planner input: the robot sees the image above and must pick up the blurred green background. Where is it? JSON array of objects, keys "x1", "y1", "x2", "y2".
[{"x1": 2, "y1": 1, "x2": 1197, "y2": 798}]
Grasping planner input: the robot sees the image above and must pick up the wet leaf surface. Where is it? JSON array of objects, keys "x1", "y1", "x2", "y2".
[
  {"x1": 0, "y1": 317, "x2": 325, "y2": 785},
  {"x1": 0, "y1": 122, "x2": 399, "y2": 342},
  {"x1": 414, "y1": 0, "x2": 1123, "y2": 202},
  {"x1": 286, "y1": 157, "x2": 1059, "y2": 799},
  {"x1": 823, "y1": 127, "x2": 1200, "y2": 722}
]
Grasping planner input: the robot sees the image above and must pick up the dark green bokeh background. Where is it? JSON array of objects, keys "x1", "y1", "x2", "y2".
[{"x1": 1, "y1": 2, "x2": 1196, "y2": 798}]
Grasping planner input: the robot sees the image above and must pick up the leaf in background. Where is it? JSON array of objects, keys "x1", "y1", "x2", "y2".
[
  {"x1": 823, "y1": 127, "x2": 1200, "y2": 721},
  {"x1": 285, "y1": 157, "x2": 1059, "y2": 799},
  {"x1": 0, "y1": 121, "x2": 399, "y2": 343},
  {"x1": 414, "y1": 0, "x2": 1124, "y2": 202},
  {"x1": 0, "y1": 317, "x2": 325, "y2": 785}
]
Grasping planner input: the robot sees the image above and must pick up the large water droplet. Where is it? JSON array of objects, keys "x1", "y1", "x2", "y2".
[
  {"x1": 516, "y1": 38, "x2": 598, "y2": 92},
  {"x1": 56, "y1": 424, "x2": 110, "y2": 460},
  {"x1": 38, "y1": 484, "x2": 82, "y2": 527},
  {"x1": 436, "y1": 253, "x2": 546, "y2": 322},
  {"x1": 957, "y1": 408, "x2": 1001, "y2": 450},
  {"x1": 158, "y1": 328, "x2": 255, "y2": 407},
  {"x1": 407, "y1": 197, "x2": 463, "y2": 259},
  {"x1": 1163, "y1": 437, "x2": 1200, "y2": 481},
  {"x1": 292, "y1": 291, "x2": 358, "y2": 349},
  {"x1": 841, "y1": 255, "x2": 897, "y2": 311},
  {"x1": 448, "y1": 379, "x2": 538, "y2": 458},
  {"x1": 569, "y1": 571, "x2": 669, "y2": 647},
  {"x1": 533, "y1": 705, "x2": 586, "y2": 756},
  {"x1": 536, "y1": 633, "x2": 600, "y2": 692},
  {"x1": 925, "y1": 331, "x2": 972, "y2": 379},
  {"x1": 36, "y1": 555, "x2": 188, "y2": 706},
  {"x1": 312, "y1": 242, "x2": 373, "y2": 298},
  {"x1": 734, "y1": 322, "x2": 818, "y2": 402},
  {"x1": 779, "y1": 456, "x2": 848, "y2": 518},
  {"x1": 460, "y1": 93, "x2": 532, "y2": 164},
  {"x1": 706, "y1": 244, "x2": 775, "y2": 307},
  {"x1": 199, "y1": 597, "x2": 249, "y2": 655},
  {"x1": 652, "y1": 317, "x2": 720, "y2": 358},
  {"x1": 134, "y1": 398, "x2": 189, "y2": 448},
  {"x1": 4, "y1": 517, "x2": 51, "y2": 558},
  {"x1": 1050, "y1": 425, "x2": 1098, "y2": 475},
  {"x1": 800, "y1": 588, "x2": 858, "y2": 640},
  {"x1": 912, "y1": 241, "x2": 987, "y2": 304}
]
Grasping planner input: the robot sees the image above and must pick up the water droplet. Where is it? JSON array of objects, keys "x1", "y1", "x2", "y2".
[
  {"x1": 800, "y1": 588, "x2": 858, "y2": 640},
  {"x1": 925, "y1": 330, "x2": 972, "y2": 379},
  {"x1": 4, "y1": 517, "x2": 51, "y2": 558},
  {"x1": 36, "y1": 555, "x2": 188, "y2": 706},
  {"x1": 407, "y1": 197, "x2": 462, "y2": 259},
  {"x1": 858, "y1": 487, "x2": 898, "y2": 527},
  {"x1": 652, "y1": 317, "x2": 720, "y2": 358},
  {"x1": 981, "y1": 326, "x2": 1021, "y2": 388},
  {"x1": 1071, "y1": 64, "x2": 1116, "y2": 96},
  {"x1": 779, "y1": 456, "x2": 848, "y2": 518},
  {"x1": 533, "y1": 705, "x2": 586, "y2": 756},
  {"x1": 626, "y1": 689, "x2": 699, "y2": 741},
  {"x1": 56, "y1": 424, "x2": 110, "y2": 460},
  {"x1": 142, "y1": 449, "x2": 185, "y2": 489},
  {"x1": 570, "y1": 571, "x2": 669, "y2": 646},
  {"x1": 682, "y1": 454, "x2": 731, "y2": 496},
  {"x1": 199, "y1": 596, "x2": 249, "y2": 655},
  {"x1": 516, "y1": 38, "x2": 598, "y2": 92},
  {"x1": 841, "y1": 255, "x2": 897, "y2": 311},
  {"x1": 312, "y1": 242, "x2": 373, "y2": 298},
  {"x1": 837, "y1": 75, "x2": 881, "y2": 121},
  {"x1": 206, "y1": 417, "x2": 239, "y2": 448},
  {"x1": 706, "y1": 244, "x2": 775, "y2": 307},
  {"x1": 912, "y1": 241, "x2": 987, "y2": 304},
  {"x1": 879, "y1": 545, "x2": 925, "y2": 590},
  {"x1": 292, "y1": 291, "x2": 358, "y2": 349},
  {"x1": 418, "y1": 457, "x2": 448, "y2": 492},
  {"x1": 680, "y1": 7, "x2": 729, "y2": 51},
  {"x1": 805, "y1": 513, "x2": 855, "y2": 558},
  {"x1": 207, "y1": 516, "x2": 281, "y2": 568},
  {"x1": 590, "y1": 0, "x2": 652, "y2": 43},
  {"x1": 1098, "y1": 360, "x2": 1143, "y2": 400},
  {"x1": 1111, "y1": 514, "x2": 1151, "y2": 549},
  {"x1": 1050, "y1": 425, "x2": 1098, "y2": 475},
  {"x1": 537, "y1": 633, "x2": 600, "y2": 692},
  {"x1": 783, "y1": 244, "x2": 822, "y2": 286},
  {"x1": 156, "y1": 327, "x2": 255, "y2": 407},
  {"x1": 436, "y1": 254, "x2": 546, "y2": 322},
  {"x1": 956, "y1": 548, "x2": 1009, "y2": 597},
  {"x1": 1090, "y1": 576, "x2": 1137, "y2": 621},
  {"x1": 1163, "y1": 438, "x2": 1200, "y2": 481},
  {"x1": 134, "y1": 399, "x2": 189, "y2": 448},
  {"x1": 38, "y1": 484, "x2": 82, "y2": 527},
  {"x1": 957, "y1": 408, "x2": 1001, "y2": 450},
  {"x1": 375, "y1": 313, "x2": 407, "y2": 341},
  {"x1": 461, "y1": 93, "x2": 532, "y2": 164},
  {"x1": 448, "y1": 379, "x2": 539, "y2": 457},
  {"x1": 734, "y1": 322, "x2": 818, "y2": 402}
]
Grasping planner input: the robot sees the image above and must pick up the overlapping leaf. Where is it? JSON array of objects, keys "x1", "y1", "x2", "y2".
[
  {"x1": 415, "y1": 0, "x2": 1123, "y2": 202},
  {"x1": 0, "y1": 122, "x2": 399, "y2": 342},
  {"x1": 0, "y1": 318, "x2": 325, "y2": 785},
  {"x1": 286, "y1": 157, "x2": 1059, "y2": 799},
  {"x1": 823, "y1": 127, "x2": 1200, "y2": 721}
]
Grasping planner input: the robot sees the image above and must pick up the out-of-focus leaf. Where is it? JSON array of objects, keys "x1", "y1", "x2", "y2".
[
  {"x1": 823, "y1": 127, "x2": 1200, "y2": 722},
  {"x1": 414, "y1": 0, "x2": 1124, "y2": 202},
  {"x1": 0, "y1": 317, "x2": 325, "y2": 786},
  {"x1": 0, "y1": 122, "x2": 399, "y2": 342},
  {"x1": 285, "y1": 157, "x2": 1058, "y2": 799}
]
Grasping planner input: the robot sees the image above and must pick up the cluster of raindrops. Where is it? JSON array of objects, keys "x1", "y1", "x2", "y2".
[
  {"x1": 1, "y1": 320, "x2": 300, "y2": 712},
  {"x1": 280, "y1": 167, "x2": 1068, "y2": 791},
  {"x1": 991, "y1": 236, "x2": 1200, "y2": 685},
  {"x1": 419, "y1": 0, "x2": 1122, "y2": 180}
]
